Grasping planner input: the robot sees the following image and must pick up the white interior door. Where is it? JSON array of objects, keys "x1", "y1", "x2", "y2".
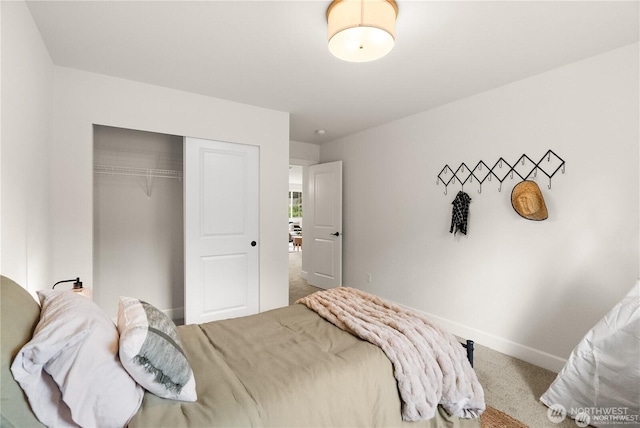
[
  {"x1": 184, "y1": 137, "x2": 259, "y2": 324},
  {"x1": 307, "y1": 161, "x2": 342, "y2": 289}
]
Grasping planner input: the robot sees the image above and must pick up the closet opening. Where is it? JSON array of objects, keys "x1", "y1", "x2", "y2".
[{"x1": 93, "y1": 125, "x2": 184, "y2": 322}]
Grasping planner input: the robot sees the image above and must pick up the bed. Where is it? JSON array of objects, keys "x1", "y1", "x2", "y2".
[
  {"x1": 1, "y1": 275, "x2": 482, "y2": 428},
  {"x1": 540, "y1": 280, "x2": 639, "y2": 427}
]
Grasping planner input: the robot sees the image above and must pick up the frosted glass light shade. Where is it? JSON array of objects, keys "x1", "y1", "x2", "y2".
[{"x1": 327, "y1": 0, "x2": 398, "y2": 63}]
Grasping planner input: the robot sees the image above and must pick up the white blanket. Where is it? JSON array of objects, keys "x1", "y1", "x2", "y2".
[{"x1": 297, "y1": 287, "x2": 485, "y2": 421}]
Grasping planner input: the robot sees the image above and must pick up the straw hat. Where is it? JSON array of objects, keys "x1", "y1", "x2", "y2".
[{"x1": 511, "y1": 180, "x2": 548, "y2": 221}]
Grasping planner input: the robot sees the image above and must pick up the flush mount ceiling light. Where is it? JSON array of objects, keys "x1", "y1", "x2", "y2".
[{"x1": 327, "y1": 0, "x2": 398, "y2": 63}]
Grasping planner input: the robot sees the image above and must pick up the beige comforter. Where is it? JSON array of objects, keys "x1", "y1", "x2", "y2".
[{"x1": 129, "y1": 304, "x2": 479, "y2": 428}]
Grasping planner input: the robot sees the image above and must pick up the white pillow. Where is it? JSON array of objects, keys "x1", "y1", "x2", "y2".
[
  {"x1": 11, "y1": 289, "x2": 144, "y2": 428},
  {"x1": 117, "y1": 297, "x2": 197, "y2": 402}
]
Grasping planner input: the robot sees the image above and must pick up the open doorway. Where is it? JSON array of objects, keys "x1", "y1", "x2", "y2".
[
  {"x1": 288, "y1": 165, "x2": 303, "y2": 253},
  {"x1": 288, "y1": 165, "x2": 320, "y2": 304}
]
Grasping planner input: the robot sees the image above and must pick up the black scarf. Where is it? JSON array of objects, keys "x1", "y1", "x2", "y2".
[{"x1": 450, "y1": 191, "x2": 471, "y2": 235}]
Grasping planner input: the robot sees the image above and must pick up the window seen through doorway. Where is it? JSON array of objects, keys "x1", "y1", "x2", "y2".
[{"x1": 288, "y1": 191, "x2": 302, "y2": 219}]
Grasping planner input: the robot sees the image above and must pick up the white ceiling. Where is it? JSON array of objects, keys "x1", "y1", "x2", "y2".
[{"x1": 27, "y1": 1, "x2": 639, "y2": 144}]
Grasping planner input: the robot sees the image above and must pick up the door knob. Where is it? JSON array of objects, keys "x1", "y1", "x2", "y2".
[
  {"x1": 331, "y1": 232, "x2": 340, "y2": 237},
  {"x1": 251, "y1": 241, "x2": 257, "y2": 247}
]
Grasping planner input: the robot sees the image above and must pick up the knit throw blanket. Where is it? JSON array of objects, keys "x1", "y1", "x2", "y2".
[{"x1": 297, "y1": 287, "x2": 485, "y2": 422}]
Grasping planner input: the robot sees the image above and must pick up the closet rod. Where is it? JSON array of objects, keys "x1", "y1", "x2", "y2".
[{"x1": 94, "y1": 164, "x2": 183, "y2": 180}]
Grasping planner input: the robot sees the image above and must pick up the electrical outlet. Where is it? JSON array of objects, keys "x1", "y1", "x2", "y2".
[{"x1": 365, "y1": 273, "x2": 372, "y2": 284}]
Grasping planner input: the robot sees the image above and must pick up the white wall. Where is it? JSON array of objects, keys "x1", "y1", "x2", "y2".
[
  {"x1": 290, "y1": 140, "x2": 320, "y2": 164},
  {"x1": 93, "y1": 126, "x2": 184, "y2": 319},
  {"x1": 1, "y1": 1, "x2": 53, "y2": 292},
  {"x1": 50, "y1": 66, "x2": 290, "y2": 314},
  {"x1": 320, "y1": 44, "x2": 639, "y2": 371}
]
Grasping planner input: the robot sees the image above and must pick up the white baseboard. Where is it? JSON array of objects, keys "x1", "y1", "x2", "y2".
[
  {"x1": 339, "y1": 287, "x2": 569, "y2": 373},
  {"x1": 407, "y1": 306, "x2": 567, "y2": 373},
  {"x1": 301, "y1": 270, "x2": 307, "y2": 279},
  {"x1": 163, "y1": 306, "x2": 184, "y2": 323}
]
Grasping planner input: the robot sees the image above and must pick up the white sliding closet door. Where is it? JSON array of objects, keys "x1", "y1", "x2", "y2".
[{"x1": 184, "y1": 137, "x2": 259, "y2": 324}]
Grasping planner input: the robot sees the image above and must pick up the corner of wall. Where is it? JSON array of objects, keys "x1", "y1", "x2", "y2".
[{"x1": 1, "y1": 0, "x2": 55, "y2": 291}]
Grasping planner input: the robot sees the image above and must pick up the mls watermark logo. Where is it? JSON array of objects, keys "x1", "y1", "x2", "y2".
[
  {"x1": 547, "y1": 403, "x2": 640, "y2": 426},
  {"x1": 547, "y1": 403, "x2": 567, "y2": 424},
  {"x1": 574, "y1": 411, "x2": 590, "y2": 428}
]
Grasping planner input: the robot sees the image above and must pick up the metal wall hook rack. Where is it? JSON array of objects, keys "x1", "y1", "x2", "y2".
[{"x1": 437, "y1": 150, "x2": 565, "y2": 195}]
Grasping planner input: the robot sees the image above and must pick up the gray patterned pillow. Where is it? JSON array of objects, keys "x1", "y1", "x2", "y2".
[{"x1": 117, "y1": 297, "x2": 197, "y2": 401}]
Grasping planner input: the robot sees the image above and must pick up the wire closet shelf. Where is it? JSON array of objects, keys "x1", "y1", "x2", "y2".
[
  {"x1": 93, "y1": 146, "x2": 183, "y2": 197},
  {"x1": 93, "y1": 164, "x2": 183, "y2": 180}
]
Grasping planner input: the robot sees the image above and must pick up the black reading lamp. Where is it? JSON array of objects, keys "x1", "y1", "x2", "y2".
[{"x1": 52, "y1": 277, "x2": 83, "y2": 291}]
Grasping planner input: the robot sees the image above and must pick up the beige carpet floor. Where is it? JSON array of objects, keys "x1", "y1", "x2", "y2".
[
  {"x1": 288, "y1": 246, "x2": 322, "y2": 305},
  {"x1": 288, "y1": 250, "x2": 577, "y2": 428},
  {"x1": 473, "y1": 341, "x2": 576, "y2": 427}
]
